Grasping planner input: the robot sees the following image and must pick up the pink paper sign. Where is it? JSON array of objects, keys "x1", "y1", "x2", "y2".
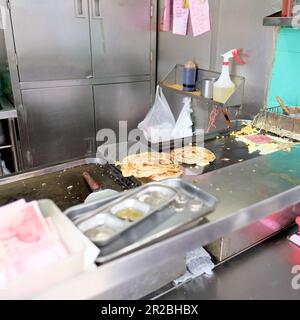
[
  {"x1": 161, "y1": 0, "x2": 171, "y2": 32},
  {"x1": 173, "y1": 0, "x2": 189, "y2": 36},
  {"x1": 189, "y1": 0, "x2": 211, "y2": 37}
]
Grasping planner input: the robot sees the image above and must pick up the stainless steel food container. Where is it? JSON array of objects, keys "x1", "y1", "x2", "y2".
[
  {"x1": 201, "y1": 77, "x2": 217, "y2": 99},
  {"x1": 74, "y1": 183, "x2": 179, "y2": 254}
]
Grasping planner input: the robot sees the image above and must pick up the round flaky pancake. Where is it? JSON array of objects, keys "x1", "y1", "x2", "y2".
[
  {"x1": 117, "y1": 152, "x2": 183, "y2": 180},
  {"x1": 135, "y1": 164, "x2": 182, "y2": 178},
  {"x1": 118, "y1": 152, "x2": 173, "y2": 166},
  {"x1": 172, "y1": 146, "x2": 216, "y2": 167},
  {"x1": 149, "y1": 170, "x2": 183, "y2": 182}
]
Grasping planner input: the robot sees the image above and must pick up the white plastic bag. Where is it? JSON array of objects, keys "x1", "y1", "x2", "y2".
[
  {"x1": 138, "y1": 86, "x2": 176, "y2": 143},
  {"x1": 171, "y1": 97, "x2": 193, "y2": 139}
]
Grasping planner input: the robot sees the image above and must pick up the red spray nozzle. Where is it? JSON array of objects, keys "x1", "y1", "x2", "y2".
[
  {"x1": 222, "y1": 49, "x2": 245, "y2": 65},
  {"x1": 233, "y1": 49, "x2": 245, "y2": 65}
]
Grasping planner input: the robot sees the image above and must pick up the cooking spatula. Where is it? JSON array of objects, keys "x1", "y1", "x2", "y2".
[
  {"x1": 221, "y1": 108, "x2": 232, "y2": 128},
  {"x1": 276, "y1": 96, "x2": 290, "y2": 115},
  {"x1": 83, "y1": 171, "x2": 119, "y2": 204}
]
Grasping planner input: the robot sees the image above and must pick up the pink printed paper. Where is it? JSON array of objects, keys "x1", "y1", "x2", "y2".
[
  {"x1": 245, "y1": 135, "x2": 275, "y2": 145},
  {"x1": 189, "y1": 0, "x2": 211, "y2": 37},
  {"x1": 161, "y1": 0, "x2": 171, "y2": 32},
  {"x1": 0, "y1": 201, "x2": 68, "y2": 283},
  {"x1": 173, "y1": 0, "x2": 189, "y2": 36}
]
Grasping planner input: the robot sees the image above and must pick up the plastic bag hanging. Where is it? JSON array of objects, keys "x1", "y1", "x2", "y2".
[
  {"x1": 172, "y1": 97, "x2": 193, "y2": 139},
  {"x1": 138, "y1": 86, "x2": 176, "y2": 143}
]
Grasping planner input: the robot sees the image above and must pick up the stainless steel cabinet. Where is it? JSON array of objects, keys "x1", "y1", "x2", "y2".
[
  {"x1": 10, "y1": 0, "x2": 152, "y2": 82},
  {"x1": 5, "y1": 0, "x2": 156, "y2": 169},
  {"x1": 94, "y1": 82, "x2": 151, "y2": 141},
  {"x1": 10, "y1": 0, "x2": 92, "y2": 82},
  {"x1": 90, "y1": 0, "x2": 152, "y2": 78},
  {"x1": 21, "y1": 86, "x2": 95, "y2": 167}
]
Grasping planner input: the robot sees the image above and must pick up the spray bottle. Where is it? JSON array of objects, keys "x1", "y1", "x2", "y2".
[{"x1": 213, "y1": 49, "x2": 245, "y2": 104}]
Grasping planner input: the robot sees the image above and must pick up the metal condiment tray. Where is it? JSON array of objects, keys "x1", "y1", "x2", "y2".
[
  {"x1": 65, "y1": 179, "x2": 219, "y2": 263},
  {"x1": 74, "y1": 183, "x2": 179, "y2": 253}
]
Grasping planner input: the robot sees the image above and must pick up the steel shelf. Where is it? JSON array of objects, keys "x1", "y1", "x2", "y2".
[
  {"x1": 159, "y1": 64, "x2": 245, "y2": 109},
  {"x1": 263, "y1": 11, "x2": 300, "y2": 27}
]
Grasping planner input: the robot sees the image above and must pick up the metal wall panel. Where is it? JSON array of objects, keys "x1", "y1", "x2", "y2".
[
  {"x1": 90, "y1": 0, "x2": 151, "y2": 78},
  {"x1": 21, "y1": 86, "x2": 95, "y2": 167},
  {"x1": 157, "y1": 0, "x2": 282, "y2": 116},
  {"x1": 10, "y1": 0, "x2": 92, "y2": 82},
  {"x1": 0, "y1": 30, "x2": 6, "y2": 70},
  {"x1": 94, "y1": 81, "x2": 151, "y2": 141},
  {"x1": 157, "y1": 0, "x2": 214, "y2": 80},
  {"x1": 213, "y1": 0, "x2": 281, "y2": 115}
]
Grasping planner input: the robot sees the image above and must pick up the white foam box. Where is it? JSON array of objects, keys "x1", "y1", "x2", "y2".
[{"x1": 0, "y1": 199, "x2": 99, "y2": 299}]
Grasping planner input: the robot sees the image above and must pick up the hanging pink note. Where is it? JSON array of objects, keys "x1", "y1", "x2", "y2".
[
  {"x1": 189, "y1": 0, "x2": 211, "y2": 37},
  {"x1": 173, "y1": 0, "x2": 189, "y2": 36},
  {"x1": 161, "y1": 0, "x2": 171, "y2": 32}
]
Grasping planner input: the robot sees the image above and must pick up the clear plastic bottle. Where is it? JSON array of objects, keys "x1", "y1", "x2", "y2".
[{"x1": 213, "y1": 49, "x2": 245, "y2": 104}]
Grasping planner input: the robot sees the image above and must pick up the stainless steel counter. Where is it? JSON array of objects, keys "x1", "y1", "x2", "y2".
[
  {"x1": 32, "y1": 145, "x2": 300, "y2": 299},
  {"x1": 188, "y1": 145, "x2": 300, "y2": 224},
  {"x1": 158, "y1": 226, "x2": 300, "y2": 300}
]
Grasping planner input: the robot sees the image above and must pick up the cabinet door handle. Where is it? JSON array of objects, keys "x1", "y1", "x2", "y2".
[
  {"x1": 92, "y1": 0, "x2": 103, "y2": 19},
  {"x1": 74, "y1": 0, "x2": 87, "y2": 18}
]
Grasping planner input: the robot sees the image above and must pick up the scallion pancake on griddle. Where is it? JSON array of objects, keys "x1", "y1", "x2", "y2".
[
  {"x1": 172, "y1": 146, "x2": 216, "y2": 167},
  {"x1": 116, "y1": 152, "x2": 183, "y2": 181}
]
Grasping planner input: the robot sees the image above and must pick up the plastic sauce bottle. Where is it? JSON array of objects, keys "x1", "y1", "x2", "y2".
[
  {"x1": 183, "y1": 61, "x2": 197, "y2": 92},
  {"x1": 213, "y1": 49, "x2": 245, "y2": 104}
]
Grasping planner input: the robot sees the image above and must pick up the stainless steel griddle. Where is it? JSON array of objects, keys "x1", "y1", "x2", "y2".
[
  {"x1": 0, "y1": 120, "x2": 257, "y2": 211},
  {"x1": 0, "y1": 159, "x2": 140, "y2": 211}
]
